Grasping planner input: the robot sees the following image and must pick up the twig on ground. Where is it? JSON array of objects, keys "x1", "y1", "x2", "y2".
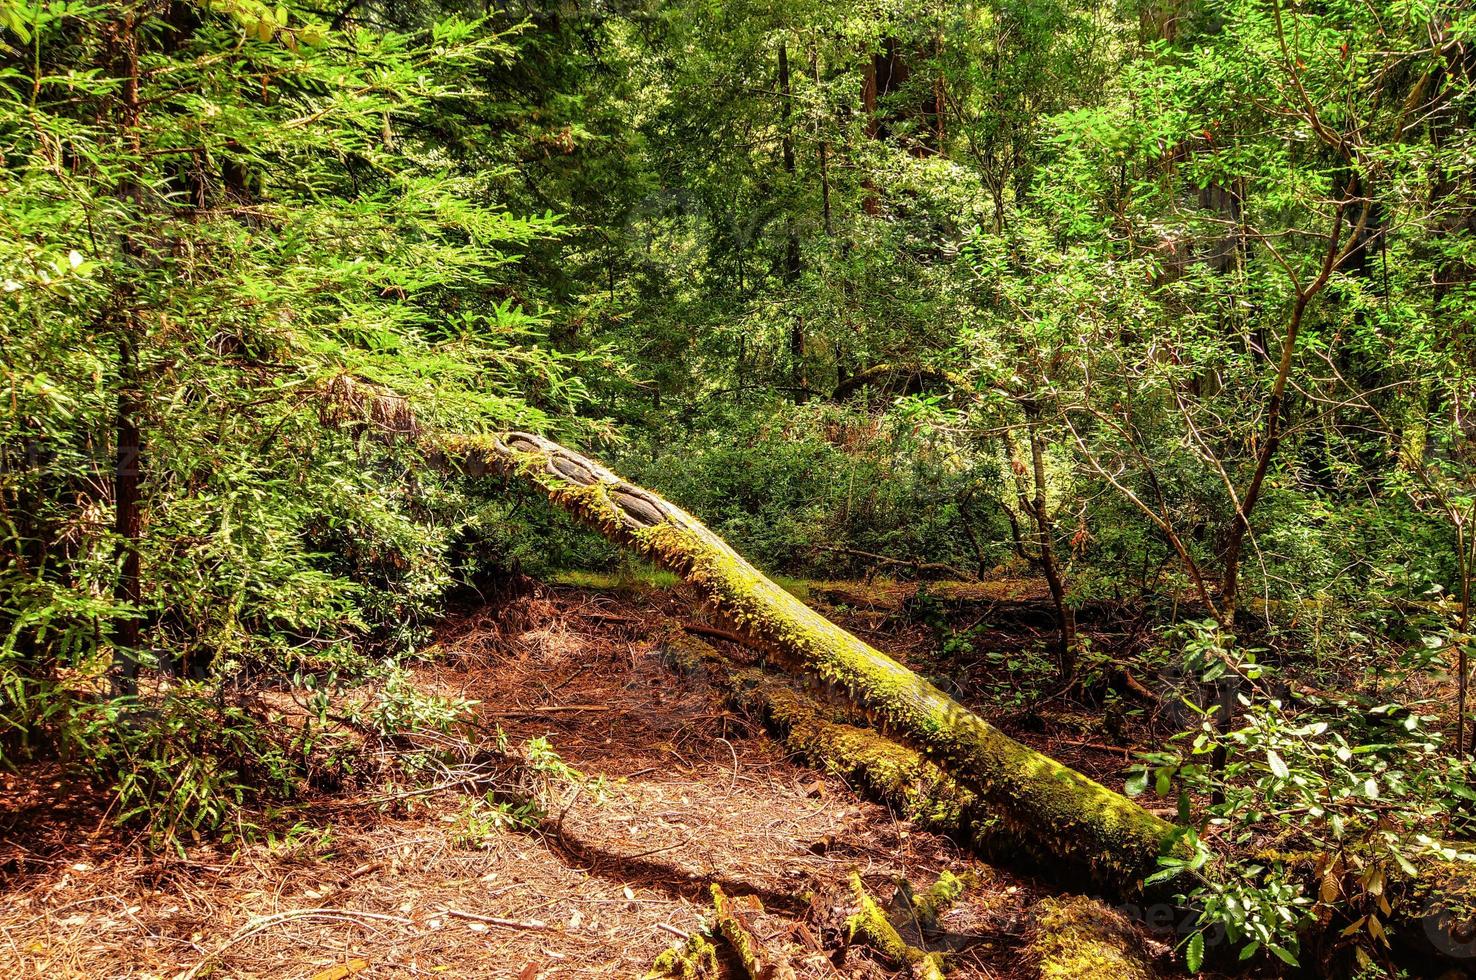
[
  {"x1": 177, "y1": 908, "x2": 413, "y2": 980},
  {"x1": 1057, "y1": 740, "x2": 1132, "y2": 757},
  {"x1": 439, "y1": 908, "x2": 549, "y2": 930},
  {"x1": 656, "y1": 922, "x2": 691, "y2": 940}
]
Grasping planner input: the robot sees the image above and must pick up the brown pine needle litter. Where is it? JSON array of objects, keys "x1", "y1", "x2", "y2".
[{"x1": 0, "y1": 582, "x2": 1167, "y2": 979}]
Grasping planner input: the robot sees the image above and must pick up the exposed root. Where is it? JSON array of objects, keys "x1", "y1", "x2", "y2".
[
  {"x1": 1027, "y1": 895, "x2": 1154, "y2": 980},
  {"x1": 846, "y1": 873, "x2": 947, "y2": 980}
]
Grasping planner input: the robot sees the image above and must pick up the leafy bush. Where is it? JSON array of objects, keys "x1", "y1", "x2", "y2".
[{"x1": 1129, "y1": 621, "x2": 1476, "y2": 969}]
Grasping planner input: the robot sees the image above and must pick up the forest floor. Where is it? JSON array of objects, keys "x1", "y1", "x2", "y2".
[{"x1": 0, "y1": 577, "x2": 1188, "y2": 979}]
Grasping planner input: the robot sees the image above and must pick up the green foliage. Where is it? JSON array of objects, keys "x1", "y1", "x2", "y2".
[
  {"x1": 0, "y1": 0, "x2": 606, "y2": 842},
  {"x1": 452, "y1": 734, "x2": 601, "y2": 846},
  {"x1": 1129, "y1": 621, "x2": 1476, "y2": 966},
  {"x1": 348, "y1": 667, "x2": 475, "y2": 738},
  {"x1": 619, "y1": 402, "x2": 1002, "y2": 578},
  {"x1": 1, "y1": 0, "x2": 1474, "y2": 929}
]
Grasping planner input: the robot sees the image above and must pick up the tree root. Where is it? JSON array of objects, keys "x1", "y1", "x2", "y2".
[
  {"x1": 846, "y1": 873, "x2": 948, "y2": 980},
  {"x1": 647, "y1": 885, "x2": 795, "y2": 980},
  {"x1": 1027, "y1": 895, "x2": 1154, "y2": 980}
]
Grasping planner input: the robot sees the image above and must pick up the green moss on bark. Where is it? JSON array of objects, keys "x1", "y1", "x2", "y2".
[
  {"x1": 911, "y1": 870, "x2": 974, "y2": 928},
  {"x1": 645, "y1": 933, "x2": 719, "y2": 980},
  {"x1": 710, "y1": 885, "x2": 762, "y2": 978},
  {"x1": 846, "y1": 873, "x2": 949, "y2": 980},
  {"x1": 1028, "y1": 895, "x2": 1153, "y2": 980}
]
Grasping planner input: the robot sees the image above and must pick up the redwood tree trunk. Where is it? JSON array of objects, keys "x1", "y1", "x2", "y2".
[{"x1": 777, "y1": 40, "x2": 806, "y2": 402}]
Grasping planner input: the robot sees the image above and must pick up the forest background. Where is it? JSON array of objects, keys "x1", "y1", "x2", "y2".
[{"x1": 2, "y1": 0, "x2": 1475, "y2": 971}]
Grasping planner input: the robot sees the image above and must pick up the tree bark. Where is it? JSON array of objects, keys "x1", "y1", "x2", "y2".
[
  {"x1": 111, "y1": 11, "x2": 145, "y2": 695},
  {"x1": 777, "y1": 40, "x2": 806, "y2": 403},
  {"x1": 446, "y1": 431, "x2": 1178, "y2": 892},
  {"x1": 809, "y1": 46, "x2": 832, "y2": 237}
]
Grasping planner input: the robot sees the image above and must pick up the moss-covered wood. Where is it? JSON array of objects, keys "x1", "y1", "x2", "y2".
[
  {"x1": 1026, "y1": 895, "x2": 1155, "y2": 980},
  {"x1": 645, "y1": 887, "x2": 792, "y2": 980},
  {"x1": 453, "y1": 431, "x2": 1177, "y2": 891},
  {"x1": 710, "y1": 884, "x2": 796, "y2": 980},
  {"x1": 645, "y1": 933, "x2": 720, "y2": 980},
  {"x1": 846, "y1": 872, "x2": 948, "y2": 980},
  {"x1": 908, "y1": 870, "x2": 974, "y2": 929}
]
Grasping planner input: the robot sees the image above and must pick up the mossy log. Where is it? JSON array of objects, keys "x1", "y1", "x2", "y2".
[
  {"x1": 909, "y1": 870, "x2": 975, "y2": 929},
  {"x1": 1027, "y1": 896, "x2": 1155, "y2": 980},
  {"x1": 645, "y1": 886, "x2": 793, "y2": 980},
  {"x1": 451, "y1": 432, "x2": 1476, "y2": 958},
  {"x1": 450, "y1": 431, "x2": 1176, "y2": 891},
  {"x1": 710, "y1": 884, "x2": 796, "y2": 980}
]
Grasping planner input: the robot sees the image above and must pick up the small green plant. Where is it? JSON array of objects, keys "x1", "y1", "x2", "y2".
[
  {"x1": 451, "y1": 734, "x2": 602, "y2": 847},
  {"x1": 264, "y1": 820, "x2": 335, "y2": 860},
  {"x1": 453, "y1": 792, "x2": 545, "y2": 846},
  {"x1": 71, "y1": 688, "x2": 297, "y2": 853},
  {"x1": 348, "y1": 668, "x2": 477, "y2": 738}
]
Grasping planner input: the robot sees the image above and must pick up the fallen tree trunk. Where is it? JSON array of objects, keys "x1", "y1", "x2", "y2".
[
  {"x1": 429, "y1": 427, "x2": 1476, "y2": 963},
  {"x1": 444, "y1": 431, "x2": 1177, "y2": 891}
]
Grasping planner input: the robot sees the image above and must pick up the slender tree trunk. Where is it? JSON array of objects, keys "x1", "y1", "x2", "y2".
[
  {"x1": 113, "y1": 326, "x2": 142, "y2": 693},
  {"x1": 810, "y1": 46, "x2": 833, "y2": 237},
  {"x1": 111, "y1": 12, "x2": 145, "y2": 695},
  {"x1": 956, "y1": 485, "x2": 989, "y2": 580},
  {"x1": 1209, "y1": 196, "x2": 1353, "y2": 795},
  {"x1": 1219, "y1": 291, "x2": 1309, "y2": 624},
  {"x1": 859, "y1": 45, "x2": 881, "y2": 215},
  {"x1": 1029, "y1": 427, "x2": 1077, "y2": 679},
  {"x1": 1220, "y1": 185, "x2": 1360, "y2": 622},
  {"x1": 1007, "y1": 416, "x2": 1076, "y2": 679},
  {"x1": 777, "y1": 40, "x2": 806, "y2": 402},
  {"x1": 1458, "y1": 511, "x2": 1472, "y2": 756}
]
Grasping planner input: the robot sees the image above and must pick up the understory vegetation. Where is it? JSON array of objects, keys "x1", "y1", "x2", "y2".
[{"x1": 2, "y1": 0, "x2": 1475, "y2": 975}]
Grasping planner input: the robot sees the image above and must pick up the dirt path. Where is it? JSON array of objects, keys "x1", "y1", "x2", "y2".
[{"x1": 0, "y1": 583, "x2": 1133, "y2": 979}]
